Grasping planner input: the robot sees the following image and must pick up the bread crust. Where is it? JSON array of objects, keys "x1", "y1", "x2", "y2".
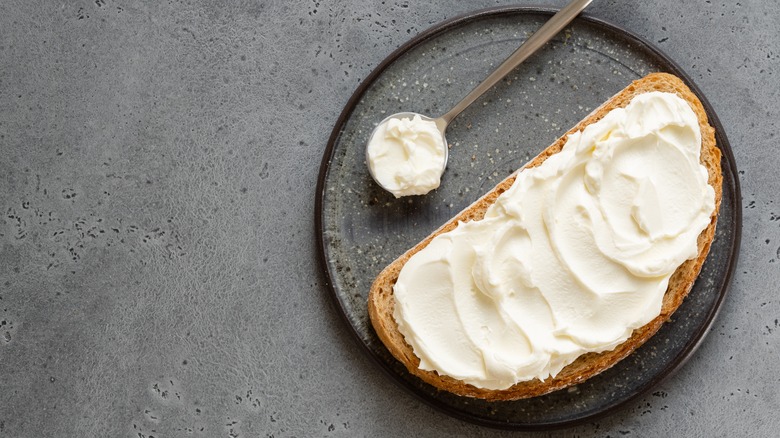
[{"x1": 367, "y1": 73, "x2": 723, "y2": 401}]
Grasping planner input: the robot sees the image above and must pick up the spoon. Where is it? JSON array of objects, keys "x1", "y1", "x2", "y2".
[{"x1": 366, "y1": 0, "x2": 593, "y2": 196}]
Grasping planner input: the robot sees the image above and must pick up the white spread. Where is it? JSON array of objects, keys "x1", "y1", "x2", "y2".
[
  {"x1": 392, "y1": 92, "x2": 715, "y2": 390},
  {"x1": 366, "y1": 114, "x2": 446, "y2": 198}
]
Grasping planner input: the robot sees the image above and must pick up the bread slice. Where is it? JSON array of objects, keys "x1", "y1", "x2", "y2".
[{"x1": 368, "y1": 72, "x2": 722, "y2": 401}]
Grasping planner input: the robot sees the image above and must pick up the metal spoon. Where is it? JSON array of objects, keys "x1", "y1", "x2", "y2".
[{"x1": 367, "y1": 0, "x2": 593, "y2": 194}]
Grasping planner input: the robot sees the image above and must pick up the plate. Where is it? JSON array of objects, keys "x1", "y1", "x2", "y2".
[{"x1": 315, "y1": 6, "x2": 741, "y2": 430}]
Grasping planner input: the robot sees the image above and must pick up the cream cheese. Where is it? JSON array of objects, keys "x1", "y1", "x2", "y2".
[
  {"x1": 392, "y1": 92, "x2": 715, "y2": 390},
  {"x1": 366, "y1": 114, "x2": 446, "y2": 198}
]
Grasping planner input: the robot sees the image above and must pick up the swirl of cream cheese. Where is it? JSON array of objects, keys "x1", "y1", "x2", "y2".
[
  {"x1": 366, "y1": 114, "x2": 446, "y2": 198},
  {"x1": 392, "y1": 92, "x2": 716, "y2": 390}
]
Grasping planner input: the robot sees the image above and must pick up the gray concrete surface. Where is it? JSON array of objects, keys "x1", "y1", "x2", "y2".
[{"x1": 0, "y1": 0, "x2": 777, "y2": 436}]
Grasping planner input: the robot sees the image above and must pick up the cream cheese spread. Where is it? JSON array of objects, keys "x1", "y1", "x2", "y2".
[
  {"x1": 366, "y1": 114, "x2": 446, "y2": 198},
  {"x1": 392, "y1": 92, "x2": 715, "y2": 390}
]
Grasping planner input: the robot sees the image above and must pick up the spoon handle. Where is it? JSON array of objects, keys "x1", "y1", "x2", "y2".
[{"x1": 439, "y1": 0, "x2": 593, "y2": 125}]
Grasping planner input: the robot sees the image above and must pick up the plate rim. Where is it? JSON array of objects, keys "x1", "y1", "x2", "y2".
[{"x1": 314, "y1": 5, "x2": 742, "y2": 430}]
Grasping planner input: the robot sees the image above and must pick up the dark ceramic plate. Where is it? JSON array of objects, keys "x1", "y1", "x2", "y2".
[{"x1": 315, "y1": 6, "x2": 741, "y2": 430}]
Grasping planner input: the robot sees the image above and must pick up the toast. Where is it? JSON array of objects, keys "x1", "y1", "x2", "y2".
[{"x1": 368, "y1": 72, "x2": 722, "y2": 401}]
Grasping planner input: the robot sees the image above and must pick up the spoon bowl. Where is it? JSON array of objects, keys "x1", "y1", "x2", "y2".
[{"x1": 365, "y1": 112, "x2": 449, "y2": 196}]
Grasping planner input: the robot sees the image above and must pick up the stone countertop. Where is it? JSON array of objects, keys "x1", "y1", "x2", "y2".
[{"x1": 0, "y1": 1, "x2": 777, "y2": 436}]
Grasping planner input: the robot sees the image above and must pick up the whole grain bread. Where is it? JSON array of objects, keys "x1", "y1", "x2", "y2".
[{"x1": 368, "y1": 72, "x2": 722, "y2": 401}]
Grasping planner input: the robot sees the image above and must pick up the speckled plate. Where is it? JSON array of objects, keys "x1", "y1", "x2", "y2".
[{"x1": 315, "y1": 6, "x2": 741, "y2": 430}]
